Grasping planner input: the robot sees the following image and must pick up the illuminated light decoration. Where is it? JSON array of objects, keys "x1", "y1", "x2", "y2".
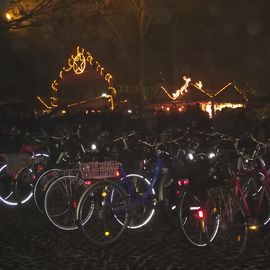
[
  {"x1": 191, "y1": 82, "x2": 213, "y2": 98},
  {"x1": 105, "y1": 74, "x2": 113, "y2": 84},
  {"x1": 202, "y1": 102, "x2": 213, "y2": 118},
  {"x1": 157, "y1": 77, "x2": 248, "y2": 118},
  {"x1": 108, "y1": 86, "x2": 116, "y2": 95},
  {"x1": 62, "y1": 47, "x2": 86, "y2": 74},
  {"x1": 212, "y1": 82, "x2": 248, "y2": 102},
  {"x1": 101, "y1": 93, "x2": 114, "y2": 110},
  {"x1": 86, "y1": 53, "x2": 93, "y2": 65},
  {"x1": 161, "y1": 76, "x2": 191, "y2": 100},
  {"x1": 211, "y1": 82, "x2": 248, "y2": 114},
  {"x1": 104, "y1": 231, "x2": 110, "y2": 236},
  {"x1": 50, "y1": 46, "x2": 116, "y2": 108},
  {"x1": 102, "y1": 192, "x2": 107, "y2": 197},
  {"x1": 96, "y1": 61, "x2": 101, "y2": 72},
  {"x1": 37, "y1": 96, "x2": 52, "y2": 109},
  {"x1": 6, "y1": 13, "x2": 12, "y2": 20},
  {"x1": 67, "y1": 100, "x2": 88, "y2": 108},
  {"x1": 213, "y1": 103, "x2": 244, "y2": 112},
  {"x1": 195, "y1": 81, "x2": 203, "y2": 89}
]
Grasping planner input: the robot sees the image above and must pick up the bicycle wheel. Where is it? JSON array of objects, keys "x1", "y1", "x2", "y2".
[
  {"x1": 121, "y1": 174, "x2": 156, "y2": 229},
  {"x1": 13, "y1": 153, "x2": 50, "y2": 206},
  {"x1": 77, "y1": 180, "x2": 130, "y2": 246},
  {"x1": 178, "y1": 188, "x2": 214, "y2": 247},
  {"x1": 205, "y1": 187, "x2": 248, "y2": 261},
  {"x1": 248, "y1": 178, "x2": 270, "y2": 228},
  {"x1": 33, "y1": 168, "x2": 62, "y2": 214},
  {"x1": 14, "y1": 166, "x2": 35, "y2": 205},
  {"x1": 44, "y1": 175, "x2": 89, "y2": 230},
  {"x1": 158, "y1": 173, "x2": 179, "y2": 227},
  {"x1": 0, "y1": 163, "x2": 17, "y2": 206}
]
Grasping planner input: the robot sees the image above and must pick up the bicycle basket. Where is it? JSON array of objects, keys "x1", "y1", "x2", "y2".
[{"x1": 79, "y1": 160, "x2": 120, "y2": 179}]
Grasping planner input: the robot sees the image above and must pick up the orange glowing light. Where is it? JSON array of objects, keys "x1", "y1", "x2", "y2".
[{"x1": 50, "y1": 46, "x2": 116, "y2": 108}]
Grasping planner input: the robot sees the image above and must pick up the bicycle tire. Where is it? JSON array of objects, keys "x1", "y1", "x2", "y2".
[
  {"x1": 33, "y1": 168, "x2": 63, "y2": 214},
  {"x1": 121, "y1": 174, "x2": 156, "y2": 229},
  {"x1": 178, "y1": 188, "x2": 216, "y2": 247},
  {"x1": 0, "y1": 163, "x2": 17, "y2": 206},
  {"x1": 158, "y1": 173, "x2": 179, "y2": 227},
  {"x1": 77, "y1": 180, "x2": 130, "y2": 246},
  {"x1": 13, "y1": 166, "x2": 36, "y2": 205},
  {"x1": 205, "y1": 187, "x2": 248, "y2": 261},
  {"x1": 44, "y1": 175, "x2": 89, "y2": 230}
]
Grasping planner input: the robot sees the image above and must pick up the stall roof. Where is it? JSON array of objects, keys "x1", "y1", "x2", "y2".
[{"x1": 212, "y1": 83, "x2": 248, "y2": 103}]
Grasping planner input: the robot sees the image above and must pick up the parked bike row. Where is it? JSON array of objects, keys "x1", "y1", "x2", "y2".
[{"x1": 1, "y1": 123, "x2": 270, "y2": 262}]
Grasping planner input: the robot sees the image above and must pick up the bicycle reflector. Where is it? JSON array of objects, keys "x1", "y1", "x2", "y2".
[
  {"x1": 37, "y1": 165, "x2": 45, "y2": 171},
  {"x1": 178, "y1": 179, "x2": 189, "y2": 186}
]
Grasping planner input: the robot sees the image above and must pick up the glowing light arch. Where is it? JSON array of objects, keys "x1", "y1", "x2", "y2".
[{"x1": 50, "y1": 46, "x2": 116, "y2": 109}]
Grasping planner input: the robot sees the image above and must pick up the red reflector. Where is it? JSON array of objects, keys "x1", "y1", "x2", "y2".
[
  {"x1": 85, "y1": 180, "x2": 92, "y2": 185},
  {"x1": 37, "y1": 165, "x2": 45, "y2": 171},
  {"x1": 198, "y1": 210, "x2": 204, "y2": 218},
  {"x1": 178, "y1": 179, "x2": 189, "y2": 186}
]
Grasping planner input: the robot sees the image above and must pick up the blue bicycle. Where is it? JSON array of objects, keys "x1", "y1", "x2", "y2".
[{"x1": 76, "y1": 132, "x2": 186, "y2": 245}]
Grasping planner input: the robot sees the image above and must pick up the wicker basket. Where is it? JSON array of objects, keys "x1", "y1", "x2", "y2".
[{"x1": 79, "y1": 160, "x2": 120, "y2": 179}]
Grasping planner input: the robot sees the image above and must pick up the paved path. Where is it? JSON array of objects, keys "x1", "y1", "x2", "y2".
[{"x1": 0, "y1": 202, "x2": 270, "y2": 270}]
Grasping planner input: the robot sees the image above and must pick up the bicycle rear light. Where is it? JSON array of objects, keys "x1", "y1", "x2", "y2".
[
  {"x1": 85, "y1": 180, "x2": 92, "y2": 185},
  {"x1": 198, "y1": 209, "x2": 204, "y2": 218},
  {"x1": 178, "y1": 179, "x2": 189, "y2": 186}
]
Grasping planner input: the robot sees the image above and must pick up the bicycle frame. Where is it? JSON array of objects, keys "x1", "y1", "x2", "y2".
[
  {"x1": 120, "y1": 157, "x2": 163, "y2": 204},
  {"x1": 230, "y1": 156, "x2": 270, "y2": 227}
]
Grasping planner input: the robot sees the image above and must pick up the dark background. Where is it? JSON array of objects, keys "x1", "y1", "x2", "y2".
[{"x1": 0, "y1": 0, "x2": 270, "y2": 105}]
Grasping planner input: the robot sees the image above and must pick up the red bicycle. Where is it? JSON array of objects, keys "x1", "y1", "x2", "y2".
[{"x1": 201, "y1": 135, "x2": 270, "y2": 261}]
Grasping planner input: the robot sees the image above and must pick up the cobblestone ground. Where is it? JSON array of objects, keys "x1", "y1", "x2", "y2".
[{"x1": 0, "y1": 201, "x2": 270, "y2": 270}]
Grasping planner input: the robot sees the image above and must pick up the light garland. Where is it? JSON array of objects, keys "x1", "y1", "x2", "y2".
[
  {"x1": 212, "y1": 82, "x2": 248, "y2": 101},
  {"x1": 37, "y1": 96, "x2": 52, "y2": 109},
  {"x1": 50, "y1": 46, "x2": 116, "y2": 109},
  {"x1": 161, "y1": 76, "x2": 191, "y2": 100},
  {"x1": 158, "y1": 77, "x2": 248, "y2": 117}
]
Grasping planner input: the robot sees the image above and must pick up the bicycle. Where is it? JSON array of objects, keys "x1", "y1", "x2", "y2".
[
  {"x1": 0, "y1": 152, "x2": 49, "y2": 206},
  {"x1": 201, "y1": 134, "x2": 270, "y2": 261},
  {"x1": 75, "y1": 131, "x2": 189, "y2": 245}
]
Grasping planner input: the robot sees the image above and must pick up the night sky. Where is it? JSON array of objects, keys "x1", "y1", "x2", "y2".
[{"x1": 0, "y1": 0, "x2": 270, "y2": 105}]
